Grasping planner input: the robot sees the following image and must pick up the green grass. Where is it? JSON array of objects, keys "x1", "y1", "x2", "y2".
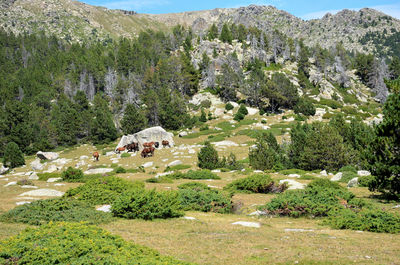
[
  {"x1": 38, "y1": 172, "x2": 62, "y2": 181},
  {"x1": 164, "y1": 165, "x2": 192, "y2": 172}
]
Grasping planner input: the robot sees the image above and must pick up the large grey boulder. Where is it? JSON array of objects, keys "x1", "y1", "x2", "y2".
[
  {"x1": 357, "y1": 170, "x2": 371, "y2": 177},
  {"x1": 0, "y1": 165, "x2": 9, "y2": 175},
  {"x1": 30, "y1": 159, "x2": 44, "y2": 171},
  {"x1": 279, "y1": 179, "x2": 306, "y2": 190},
  {"x1": 347, "y1": 177, "x2": 359, "y2": 188},
  {"x1": 84, "y1": 168, "x2": 114, "y2": 175},
  {"x1": 116, "y1": 126, "x2": 174, "y2": 151},
  {"x1": 36, "y1": 151, "x2": 59, "y2": 161},
  {"x1": 331, "y1": 172, "x2": 343, "y2": 181},
  {"x1": 19, "y1": 189, "x2": 64, "y2": 197}
]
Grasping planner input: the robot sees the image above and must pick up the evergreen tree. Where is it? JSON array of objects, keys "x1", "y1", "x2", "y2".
[
  {"x1": 198, "y1": 141, "x2": 220, "y2": 169},
  {"x1": 219, "y1": 24, "x2": 232, "y2": 44},
  {"x1": 249, "y1": 132, "x2": 282, "y2": 170},
  {"x1": 91, "y1": 94, "x2": 117, "y2": 144},
  {"x1": 367, "y1": 90, "x2": 400, "y2": 196},
  {"x1": 208, "y1": 24, "x2": 218, "y2": 40},
  {"x1": 199, "y1": 108, "x2": 207, "y2": 123},
  {"x1": 121, "y1": 104, "x2": 147, "y2": 134},
  {"x1": 3, "y1": 142, "x2": 25, "y2": 168}
]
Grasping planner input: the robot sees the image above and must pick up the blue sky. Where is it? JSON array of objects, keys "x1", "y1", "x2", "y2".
[{"x1": 79, "y1": 0, "x2": 400, "y2": 19}]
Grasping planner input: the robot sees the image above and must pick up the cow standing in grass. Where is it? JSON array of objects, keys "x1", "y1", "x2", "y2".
[
  {"x1": 162, "y1": 140, "x2": 170, "y2": 148},
  {"x1": 93, "y1": 152, "x2": 99, "y2": 161},
  {"x1": 141, "y1": 147, "x2": 155, "y2": 158}
]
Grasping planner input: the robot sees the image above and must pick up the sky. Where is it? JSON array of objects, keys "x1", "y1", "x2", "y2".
[{"x1": 79, "y1": 0, "x2": 400, "y2": 19}]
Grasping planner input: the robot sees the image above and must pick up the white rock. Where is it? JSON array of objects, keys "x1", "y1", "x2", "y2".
[
  {"x1": 331, "y1": 172, "x2": 343, "y2": 181},
  {"x1": 116, "y1": 126, "x2": 174, "y2": 151},
  {"x1": 254, "y1": 170, "x2": 264, "y2": 173},
  {"x1": 232, "y1": 221, "x2": 261, "y2": 228},
  {"x1": 179, "y1": 131, "x2": 188, "y2": 137},
  {"x1": 212, "y1": 140, "x2": 239, "y2": 147},
  {"x1": 211, "y1": 169, "x2": 221, "y2": 173},
  {"x1": 188, "y1": 149, "x2": 196, "y2": 154},
  {"x1": 249, "y1": 210, "x2": 267, "y2": 216},
  {"x1": 21, "y1": 185, "x2": 38, "y2": 189},
  {"x1": 25, "y1": 171, "x2": 33, "y2": 176},
  {"x1": 142, "y1": 162, "x2": 153, "y2": 168},
  {"x1": 44, "y1": 165, "x2": 58, "y2": 173},
  {"x1": 80, "y1": 155, "x2": 89, "y2": 160},
  {"x1": 162, "y1": 159, "x2": 169, "y2": 162},
  {"x1": 16, "y1": 201, "x2": 31, "y2": 205},
  {"x1": 320, "y1": 170, "x2": 328, "y2": 176},
  {"x1": 96, "y1": 205, "x2": 112, "y2": 213},
  {"x1": 214, "y1": 108, "x2": 225, "y2": 117},
  {"x1": 84, "y1": 168, "x2": 114, "y2": 174},
  {"x1": 54, "y1": 183, "x2": 65, "y2": 186},
  {"x1": 36, "y1": 151, "x2": 59, "y2": 161},
  {"x1": 279, "y1": 179, "x2": 306, "y2": 190},
  {"x1": 0, "y1": 166, "x2": 9, "y2": 174},
  {"x1": 30, "y1": 159, "x2": 44, "y2": 171},
  {"x1": 47, "y1": 178, "x2": 62, "y2": 183},
  {"x1": 53, "y1": 158, "x2": 71, "y2": 166},
  {"x1": 19, "y1": 189, "x2": 64, "y2": 197},
  {"x1": 4, "y1": 181, "x2": 17, "y2": 187},
  {"x1": 357, "y1": 170, "x2": 371, "y2": 177},
  {"x1": 183, "y1": 216, "x2": 196, "y2": 220},
  {"x1": 168, "y1": 160, "x2": 182, "y2": 167},
  {"x1": 229, "y1": 101, "x2": 239, "y2": 108},
  {"x1": 246, "y1": 107, "x2": 259, "y2": 115},
  {"x1": 347, "y1": 177, "x2": 359, "y2": 188},
  {"x1": 27, "y1": 172, "x2": 39, "y2": 180},
  {"x1": 155, "y1": 172, "x2": 174, "y2": 178},
  {"x1": 288, "y1": 174, "x2": 301, "y2": 178}
]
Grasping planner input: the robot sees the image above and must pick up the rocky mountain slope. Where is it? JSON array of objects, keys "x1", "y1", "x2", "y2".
[{"x1": 1, "y1": 0, "x2": 400, "y2": 55}]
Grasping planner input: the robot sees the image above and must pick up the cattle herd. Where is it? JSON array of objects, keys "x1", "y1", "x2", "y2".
[{"x1": 93, "y1": 140, "x2": 170, "y2": 161}]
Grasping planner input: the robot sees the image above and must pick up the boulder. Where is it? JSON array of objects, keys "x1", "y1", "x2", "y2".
[
  {"x1": 36, "y1": 151, "x2": 59, "y2": 161},
  {"x1": 0, "y1": 165, "x2": 9, "y2": 175},
  {"x1": 179, "y1": 131, "x2": 188, "y2": 137},
  {"x1": 44, "y1": 165, "x2": 58, "y2": 173},
  {"x1": 84, "y1": 168, "x2": 114, "y2": 175},
  {"x1": 79, "y1": 155, "x2": 89, "y2": 160},
  {"x1": 19, "y1": 189, "x2": 64, "y2": 197},
  {"x1": 31, "y1": 159, "x2": 44, "y2": 171},
  {"x1": 347, "y1": 177, "x2": 359, "y2": 188},
  {"x1": 183, "y1": 216, "x2": 196, "y2": 220},
  {"x1": 232, "y1": 221, "x2": 261, "y2": 228},
  {"x1": 142, "y1": 162, "x2": 153, "y2": 168},
  {"x1": 47, "y1": 177, "x2": 62, "y2": 183},
  {"x1": 246, "y1": 107, "x2": 259, "y2": 115},
  {"x1": 279, "y1": 179, "x2": 306, "y2": 190},
  {"x1": 229, "y1": 101, "x2": 239, "y2": 108},
  {"x1": 4, "y1": 181, "x2": 17, "y2": 187},
  {"x1": 357, "y1": 170, "x2": 371, "y2": 177},
  {"x1": 212, "y1": 141, "x2": 239, "y2": 147},
  {"x1": 288, "y1": 174, "x2": 301, "y2": 178},
  {"x1": 116, "y1": 126, "x2": 174, "y2": 151},
  {"x1": 188, "y1": 149, "x2": 196, "y2": 154},
  {"x1": 16, "y1": 201, "x2": 31, "y2": 205},
  {"x1": 21, "y1": 185, "x2": 38, "y2": 189},
  {"x1": 28, "y1": 172, "x2": 39, "y2": 180},
  {"x1": 168, "y1": 160, "x2": 182, "y2": 167},
  {"x1": 320, "y1": 170, "x2": 328, "y2": 176},
  {"x1": 331, "y1": 172, "x2": 343, "y2": 181},
  {"x1": 96, "y1": 205, "x2": 112, "y2": 213}
]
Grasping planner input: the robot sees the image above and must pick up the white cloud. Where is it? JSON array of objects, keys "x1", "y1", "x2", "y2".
[
  {"x1": 301, "y1": 3, "x2": 400, "y2": 20},
  {"x1": 99, "y1": 0, "x2": 170, "y2": 11}
]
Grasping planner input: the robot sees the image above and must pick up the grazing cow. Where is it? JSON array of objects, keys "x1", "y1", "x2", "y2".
[
  {"x1": 141, "y1": 147, "x2": 155, "y2": 158},
  {"x1": 93, "y1": 151, "x2": 99, "y2": 161},
  {"x1": 143, "y1": 142, "x2": 155, "y2": 148},
  {"x1": 126, "y1": 142, "x2": 139, "y2": 152},
  {"x1": 115, "y1": 146, "x2": 126, "y2": 154},
  {"x1": 162, "y1": 140, "x2": 170, "y2": 148}
]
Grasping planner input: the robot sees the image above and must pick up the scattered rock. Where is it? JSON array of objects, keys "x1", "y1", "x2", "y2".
[
  {"x1": 188, "y1": 149, "x2": 196, "y2": 154},
  {"x1": 21, "y1": 185, "x2": 38, "y2": 189},
  {"x1": 213, "y1": 140, "x2": 239, "y2": 147},
  {"x1": 211, "y1": 169, "x2": 221, "y2": 173},
  {"x1": 357, "y1": 170, "x2": 371, "y2": 177},
  {"x1": 47, "y1": 178, "x2": 62, "y2": 183},
  {"x1": 96, "y1": 205, "x2": 112, "y2": 213},
  {"x1": 248, "y1": 210, "x2": 267, "y2": 216},
  {"x1": 19, "y1": 189, "x2": 64, "y2": 197},
  {"x1": 179, "y1": 131, "x2": 188, "y2": 137},
  {"x1": 54, "y1": 183, "x2": 65, "y2": 186},
  {"x1": 142, "y1": 162, "x2": 153, "y2": 168},
  {"x1": 331, "y1": 172, "x2": 343, "y2": 181},
  {"x1": 168, "y1": 160, "x2": 182, "y2": 167},
  {"x1": 83, "y1": 168, "x2": 114, "y2": 174},
  {"x1": 320, "y1": 170, "x2": 328, "y2": 176},
  {"x1": 246, "y1": 107, "x2": 259, "y2": 115},
  {"x1": 183, "y1": 216, "x2": 196, "y2": 220},
  {"x1": 44, "y1": 165, "x2": 58, "y2": 173},
  {"x1": 79, "y1": 155, "x2": 89, "y2": 160},
  {"x1": 53, "y1": 158, "x2": 71, "y2": 166},
  {"x1": 392, "y1": 205, "x2": 400, "y2": 209},
  {"x1": 36, "y1": 151, "x2": 59, "y2": 161},
  {"x1": 347, "y1": 177, "x2": 359, "y2": 187},
  {"x1": 4, "y1": 181, "x2": 17, "y2": 187},
  {"x1": 279, "y1": 179, "x2": 306, "y2": 190},
  {"x1": 0, "y1": 165, "x2": 9, "y2": 175},
  {"x1": 288, "y1": 174, "x2": 301, "y2": 178},
  {"x1": 30, "y1": 159, "x2": 44, "y2": 171},
  {"x1": 155, "y1": 172, "x2": 174, "y2": 178},
  {"x1": 116, "y1": 126, "x2": 174, "y2": 151},
  {"x1": 28, "y1": 172, "x2": 39, "y2": 180},
  {"x1": 232, "y1": 221, "x2": 261, "y2": 228},
  {"x1": 16, "y1": 201, "x2": 31, "y2": 206}
]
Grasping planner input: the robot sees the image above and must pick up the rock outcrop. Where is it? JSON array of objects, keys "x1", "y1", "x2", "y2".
[
  {"x1": 36, "y1": 151, "x2": 59, "y2": 161},
  {"x1": 116, "y1": 126, "x2": 174, "y2": 151}
]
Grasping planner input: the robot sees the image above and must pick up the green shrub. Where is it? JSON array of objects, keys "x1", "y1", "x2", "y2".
[
  {"x1": 38, "y1": 172, "x2": 62, "y2": 181},
  {"x1": 200, "y1": 100, "x2": 211, "y2": 109},
  {"x1": 200, "y1": 125, "x2": 209, "y2": 131},
  {"x1": 358, "y1": 175, "x2": 375, "y2": 187},
  {"x1": 62, "y1": 167, "x2": 84, "y2": 181},
  {"x1": 114, "y1": 166, "x2": 127, "y2": 174},
  {"x1": 16, "y1": 179, "x2": 34, "y2": 186},
  {"x1": 225, "y1": 174, "x2": 287, "y2": 194},
  {"x1": 112, "y1": 189, "x2": 183, "y2": 220},
  {"x1": 327, "y1": 208, "x2": 400, "y2": 233},
  {"x1": 294, "y1": 98, "x2": 316, "y2": 116},
  {"x1": 0, "y1": 198, "x2": 112, "y2": 225},
  {"x1": 319, "y1": 98, "x2": 343, "y2": 109},
  {"x1": 339, "y1": 165, "x2": 357, "y2": 173},
  {"x1": 2, "y1": 142, "x2": 25, "y2": 168},
  {"x1": 199, "y1": 108, "x2": 207, "y2": 122},
  {"x1": 225, "y1": 102, "x2": 234, "y2": 111},
  {"x1": 169, "y1": 170, "x2": 220, "y2": 180},
  {"x1": 121, "y1": 153, "x2": 130, "y2": 158},
  {"x1": 145, "y1": 176, "x2": 173, "y2": 183},
  {"x1": 279, "y1": 169, "x2": 307, "y2": 176},
  {"x1": 322, "y1": 113, "x2": 334, "y2": 119},
  {"x1": 197, "y1": 141, "x2": 220, "y2": 170},
  {"x1": 0, "y1": 222, "x2": 191, "y2": 264},
  {"x1": 64, "y1": 176, "x2": 144, "y2": 205},
  {"x1": 233, "y1": 112, "x2": 245, "y2": 121},
  {"x1": 178, "y1": 182, "x2": 232, "y2": 213},
  {"x1": 238, "y1": 104, "x2": 248, "y2": 115},
  {"x1": 339, "y1": 171, "x2": 358, "y2": 183},
  {"x1": 164, "y1": 164, "x2": 191, "y2": 172},
  {"x1": 341, "y1": 106, "x2": 358, "y2": 115}
]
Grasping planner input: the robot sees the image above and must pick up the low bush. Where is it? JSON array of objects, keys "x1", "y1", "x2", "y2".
[
  {"x1": 112, "y1": 189, "x2": 183, "y2": 220},
  {"x1": 0, "y1": 222, "x2": 191, "y2": 264},
  {"x1": 178, "y1": 182, "x2": 232, "y2": 213},
  {"x1": 121, "y1": 153, "x2": 131, "y2": 158},
  {"x1": 64, "y1": 176, "x2": 144, "y2": 205},
  {"x1": 169, "y1": 170, "x2": 220, "y2": 180},
  {"x1": 0, "y1": 198, "x2": 112, "y2": 225},
  {"x1": 62, "y1": 167, "x2": 84, "y2": 181},
  {"x1": 145, "y1": 176, "x2": 173, "y2": 183},
  {"x1": 280, "y1": 169, "x2": 307, "y2": 176},
  {"x1": 225, "y1": 102, "x2": 234, "y2": 111},
  {"x1": 339, "y1": 171, "x2": 358, "y2": 183},
  {"x1": 339, "y1": 165, "x2": 357, "y2": 173},
  {"x1": 294, "y1": 98, "x2": 316, "y2": 116},
  {"x1": 225, "y1": 174, "x2": 287, "y2": 194},
  {"x1": 358, "y1": 175, "x2": 375, "y2": 187},
  {"x1": 319, "y1": 98, "x2": 343, "y2": 109},
  {"x1": 113, "y1": 166, "x2": 127, "y2": 174},
  {"x1": 233, "y1": 112, "x2": 245, "y2": 121},
  {"x1": 164, "y1": 164, "x2": 191, "y2": 172}
]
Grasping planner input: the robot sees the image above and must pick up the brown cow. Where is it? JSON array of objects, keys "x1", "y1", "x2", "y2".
[
  {"x1": 143, "y1": 142, "x2": 155, "y2": 148},
  {"x1": 141, "y1": 147, "x2": 155, "y2": 158},
  {"x1": 126, "y1": 142, "x2": 139, "y2": 152},
  {"x1": 162, "y1": 140, "x2": 170, "y2": 148},
  {"x1": 115, "y1": 146, "x2": 126, "y2": 154},
  {"x1": 93, "y1": 151, "x2": 99, "y2": 161}
]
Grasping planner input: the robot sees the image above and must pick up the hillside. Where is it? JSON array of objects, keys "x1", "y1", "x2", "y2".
[{"x1": 2, "y1": 1, "x2": 400, "y2": 56}]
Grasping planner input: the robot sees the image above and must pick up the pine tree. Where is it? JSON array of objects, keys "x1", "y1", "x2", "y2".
[
  {"x1": 121, "y1": 104, "x2": 147, "y2": 134},
  {"x1": 91, "y1": 94, "x2": 117, "y2": 144},
  {"x1": 3, "y1": 142, "x2": 25, "y2": 168},
  {"x1": 199, "y1": 108, "x2": 207, "y2": 122},
  {"x1": 208, "y1": 24, "x2": 218, "y2": 40},
  {"x1": 198, "y1": 141, "x2": 220, "y2": 169},
  {"x1": 219, "y1": 23, "x2": 232, "y2": 44}
]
